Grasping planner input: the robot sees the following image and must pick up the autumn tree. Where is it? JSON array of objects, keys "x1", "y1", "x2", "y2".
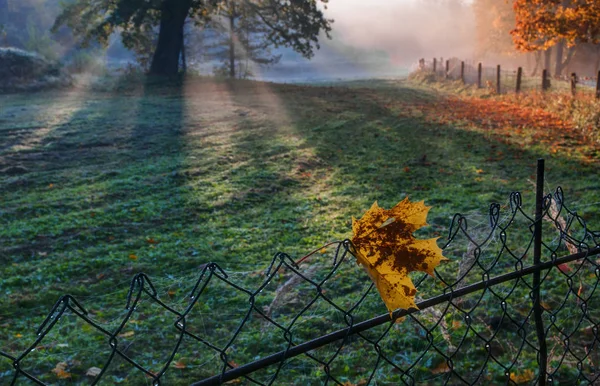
[
  {"x1": 512, "y1": 0, "x2": 600, "y2": 76},
  {"x1": 203, "y1": 0, "x2": 281, "y2": 79},
  {"x1": 53, "y1": 0, "x2": 332, "y2": 77}
]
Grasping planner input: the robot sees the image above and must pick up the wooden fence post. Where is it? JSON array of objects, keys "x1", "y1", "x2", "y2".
[
  {"x1": 516, "y1": 67, "x2": 523, "y2": 94},
  {"x1": 542, "y1": 69, "x2": 549, "y2": 91},
  {"x1": 433, "y1": 58, "x2": 437, "y2": 73},
  {"x1": 461, "y1": 61, "x2": 465, "y2": 83},
  {"x1": 496, "y1": 65, "x2": 501, "y2": 94},
  {"x1": 477, "y1": 63, "x2": 482, "y2": 88},
  {"x1": 445, "y1": 60, "x2": 450, "y2": 79},
  {"x1": 570, "y1": 73, "x2": 577, "y2": 96},
  {"x1": 596, "y1": 71, "x2": 600, "y2": 99}
]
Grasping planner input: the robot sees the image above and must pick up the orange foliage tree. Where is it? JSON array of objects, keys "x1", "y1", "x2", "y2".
[{"x1": 511, "y1": 0, "x2": 600, "y2": 75}]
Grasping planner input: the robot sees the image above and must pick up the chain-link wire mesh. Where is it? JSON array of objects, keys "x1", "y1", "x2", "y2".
[{"x1": 1, "y1": 180, "x2": 599, "y2": 385}]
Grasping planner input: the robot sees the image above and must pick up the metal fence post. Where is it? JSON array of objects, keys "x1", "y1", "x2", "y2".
[
  {"x1": 570, "y1": 73, "x2": 577, "y2": 96},
  {"x1": 596, "y1": 71, "x2": 600, "y2": 99},
  {"x1": 516, "y1": 67, "x2": 523, "y2": 94},
  {"x1": 433, "y1": 58, "x2": 437, "y2": 74},
  {"x1": 477, "y1": 63, "x2": 482, "y2": 88},
  {"x1": 445, "y1": 60, "x2": 450, "y2": 79},
  {"x1": 460, "y1": 61, "x2": 465, "y2": 83},
  {"x1": 533, "y1": 159, "x2": 548, "y2": 386}
]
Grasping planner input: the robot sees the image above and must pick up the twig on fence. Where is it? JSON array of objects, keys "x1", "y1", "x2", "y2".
[
  {"x1": 295, "y1": 241, "x2": 342, "y2": 265},
  {"x1": 527, "y1": 179, "x2": 578, "y2": 256},
  {"x1": 455, "y1": 241, "x2": 478, "y2": 290},
  {"x1": 263, "y1": 264, "x2": 319, "y2": 319},
  {"x1": 416, "y1": 297, "x2": 456, "y2": 351}
]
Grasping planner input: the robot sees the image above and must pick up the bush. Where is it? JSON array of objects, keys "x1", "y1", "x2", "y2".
[{"x1": 0, "y1": 47, "x2": 71, "y2": 92}]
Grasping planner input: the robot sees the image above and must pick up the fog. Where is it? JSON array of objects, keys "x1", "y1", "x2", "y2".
[
  {"x1": 1, "y1": 0, "x2": 477, "y2": 83},
  {"x1": 259, "y1": 0, "x2": 476, "y2": 82}
]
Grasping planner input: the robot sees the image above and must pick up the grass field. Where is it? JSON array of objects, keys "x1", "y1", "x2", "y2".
[{"x1": 1, "y1": 75, "x2": 599, "y2": 384}]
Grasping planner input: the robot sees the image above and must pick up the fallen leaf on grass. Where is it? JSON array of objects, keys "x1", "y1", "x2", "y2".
[
  {"x1": 52, "y1": 362, "x2": 71, "y2": 379},
  {"x1": 343, "y1": 380, "x2": 368, "y2": 386},
  {"x1": 173, "y1": 361, "x2": 186, "y2": 369},
  {"x1": 86, "y1": 367, "x2": 102, "y2": 377},
  {"x1": 431, "y1": 361, "x2": 451, "y2": 374},
  {"x1": 118, "y1": 331, "x2": 135, "y2": 338},
  {"x1": 228, "y1": 360, "x2": 239, "y2": 368},
  {"x1": 129, "y1": 254, "x2": 138, "y2": 260},
  {"x1": 510, "y1": 368, "x2": 535, "y2": 384},
  {"x1": 557, "y1": 263, "x2": 572, "y2": 273},
  {"x1": 351, "y1": 198, "x2": 447, "y2": 313}
]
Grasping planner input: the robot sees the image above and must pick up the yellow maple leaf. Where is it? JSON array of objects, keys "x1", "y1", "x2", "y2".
[{"x1": 351, "y1": 198, "x2": 447, "y2": 312}]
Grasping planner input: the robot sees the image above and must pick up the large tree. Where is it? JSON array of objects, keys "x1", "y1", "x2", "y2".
[
  {"x1": 53, "y1": 0, "x2": 332, "y2": 77},
  {"x1": 512, "y1": 0, "x2": 600, "y2": 76}
]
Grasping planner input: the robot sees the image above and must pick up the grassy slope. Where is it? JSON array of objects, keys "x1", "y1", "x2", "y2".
[{"x1": 1, "y1": 77, "x2": 599, "y2": 384}]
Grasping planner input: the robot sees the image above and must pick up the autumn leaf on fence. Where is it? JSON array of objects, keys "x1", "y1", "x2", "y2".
[{"x1": 351, "y1": 198, "x2": 447, "y2": 313}]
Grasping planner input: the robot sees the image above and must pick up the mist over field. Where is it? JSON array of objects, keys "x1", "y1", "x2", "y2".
[
  {"x1": 258, "y1": 0, "x2": 476, "y2": 82},
  {"x1": 0, "y1": 0, "x2": 475, "y2": 83}
]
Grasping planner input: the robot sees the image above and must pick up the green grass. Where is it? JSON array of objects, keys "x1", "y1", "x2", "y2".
[{"x1": 1, "y1": 75, "x2": 599, "y2": 385}]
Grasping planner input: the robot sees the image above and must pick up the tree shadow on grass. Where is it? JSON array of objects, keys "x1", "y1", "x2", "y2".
[
  {"x1": 0, "y1": 77, "x2": 192, "y2": 308},
  {"x1": 269, "y1": 80, "x2": 599, "y2": 223}
]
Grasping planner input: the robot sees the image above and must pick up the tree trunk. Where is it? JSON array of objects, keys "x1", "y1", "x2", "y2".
[
  {"x1": 554, "y1": 40, "x2": 564, "y2": 77},
  {"x1": 544, "y1": 47, "x2": 552, "y2": 74},
  {"x1": 595, "y1": 46, "x2": 600, "y2": 74},
  {"x1": 181, "y1": 38, "x2": 187, "y2": 74},
  {"x1": 229, "y1": 4, "x2": 236, "y2": 78},
  {"x1": 149, "y1": 0, "x2": 192, "y2": 76},
  {"x1": 561, "y1": 46, "x2": 576, "y2": 76},
  {"x1": 530, "y1": 51, "x2": 542, "y2": 76}
]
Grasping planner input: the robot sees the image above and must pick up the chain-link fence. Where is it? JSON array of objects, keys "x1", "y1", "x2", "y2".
[{"x1": 1, "y1": 161, "x2": 600, "y2": 385}]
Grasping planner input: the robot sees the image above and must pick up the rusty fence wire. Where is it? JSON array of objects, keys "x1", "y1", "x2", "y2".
[{"x1": 1, "y1": 163, "x2": 600, "y2": 385}]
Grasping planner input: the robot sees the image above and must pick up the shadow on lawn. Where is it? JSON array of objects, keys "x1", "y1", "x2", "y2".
[
  {"x1": 0, "y1": 77, "x2": 192, "y2": 294},
  {"x1": 270, "y1": 80, "x2": 600, "y2": 222},
  {"x1": 2, "y1": 77, "x2": 600, "y2": 385}
]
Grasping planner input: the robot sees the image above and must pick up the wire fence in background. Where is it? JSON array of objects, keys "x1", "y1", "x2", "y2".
[
  {"x1": 420, "y1": 57, "x2": 600, "y2": 97},
  {"x1": 1, "y1": 160, "x2": 600, "y2": 385}
]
